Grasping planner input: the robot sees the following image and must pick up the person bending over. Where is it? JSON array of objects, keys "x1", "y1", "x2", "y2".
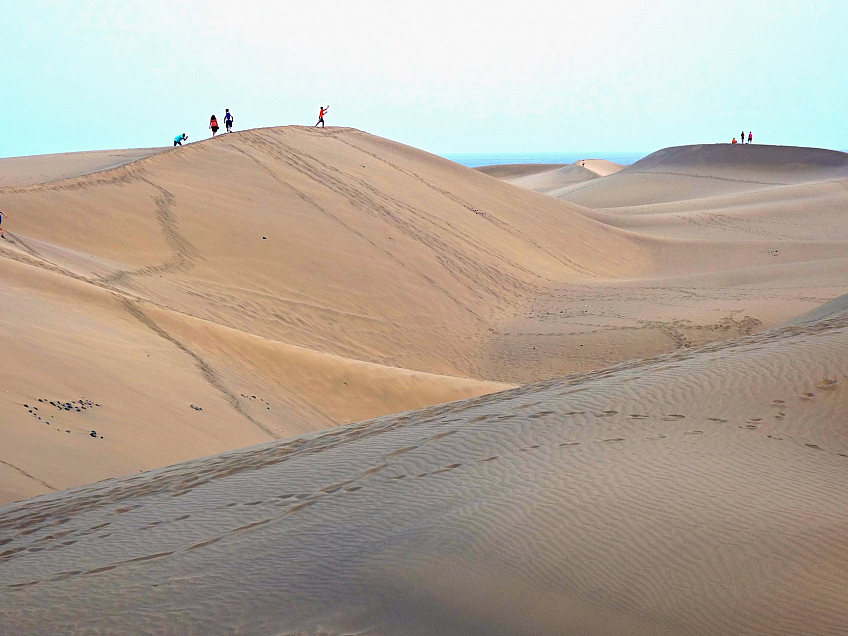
[{"x1": 174, "y1": 133, "x2": 187, "y2": 147}]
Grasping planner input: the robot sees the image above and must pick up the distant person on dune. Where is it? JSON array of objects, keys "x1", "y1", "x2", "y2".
[
  {"x1": 225, "y1": 109, "x2": 233, "y2": 133},
  {"x1": 210, "y1": 115, "x2": 219, "y2": 137},
  {"x1": 315, "y1": 105, "x2": 329, "y2": 128},
  {"x1": 742, "y1": 130, "x2": 746, "y2": 144},
  {"x1": 0, "y1": 209, "x2": 7, "y2": 239},
  {"x1": 748, "y1": 131, "x2": 753, "y2": 144},
  {"x1": 732, "y1": 137, "x2": 737, "y2": 144},
  {"x1": 174, "y1": 133, "x2": 187, "y2": 147}
]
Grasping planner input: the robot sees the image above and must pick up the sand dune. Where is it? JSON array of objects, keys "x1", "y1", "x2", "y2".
[
  {"x1": 0, "y1": 148, "x2": 166, "y2": 187},
  {"x1": 0, "y1": 127, "x2": 649, "y2": 503},
  {"x1": 553, "y1": 143, "x2": 848, "y2": 208},
  {"x1": 477, "y1": 159, "x2": 624, "y2": 198},
  {"x1": 4, "y1": 133, "x2": 848, "y2": 504},
  {"x1": 2, "y1": 296, "x2": 847, "y2": 635}
]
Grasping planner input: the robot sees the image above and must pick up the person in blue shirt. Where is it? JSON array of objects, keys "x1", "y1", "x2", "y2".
[
  {"x1": 174, "y1": 133, "x2": 187, "y2": 147},
  {"x1": 224, "y1": 109, "x2": 233, "y2": 133}
]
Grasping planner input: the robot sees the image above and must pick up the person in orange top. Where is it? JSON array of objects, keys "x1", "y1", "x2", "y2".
[
  {"x1": 315, "y1": 105, "x2": 329, "y2": 128},
  {"x1": 732, "y1": 137, "x2": 737, "y2": 144},
  {"x1": 210, "y1": 115, "x2": 219, "y2": 137}
]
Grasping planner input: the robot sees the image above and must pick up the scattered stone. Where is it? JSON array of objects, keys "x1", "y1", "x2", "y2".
[
  {"x1": 90, "y1": 431, "x2": 97, "y2": 438},
  {"x1": 190, "y1": 404, "x2": 203, "y2": 411}
]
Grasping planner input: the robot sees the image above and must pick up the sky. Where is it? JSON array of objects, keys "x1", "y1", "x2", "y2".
[{"x1": 3, "y1": 0, "x2": 847, "y2": 158}]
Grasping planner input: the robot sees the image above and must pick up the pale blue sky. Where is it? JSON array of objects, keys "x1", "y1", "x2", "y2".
[{"x1": 4, "y1": 0, "x2": 847, "y2": 158}]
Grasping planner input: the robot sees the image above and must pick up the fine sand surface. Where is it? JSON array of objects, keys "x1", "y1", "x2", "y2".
[
  {"x1": 0, "y1": 148, "x2": 167, "y2": 187},
  {"x1": 3, "y1": 133, "x2": 848, "y2": 505},
  {"x1": 2, "y1": 298, "x2": 847, "y2": 635}
]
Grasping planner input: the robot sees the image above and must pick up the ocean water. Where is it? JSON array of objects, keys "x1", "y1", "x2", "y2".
[{"x1": 443, "y1": 152, "x2": 648, "y2": 168}]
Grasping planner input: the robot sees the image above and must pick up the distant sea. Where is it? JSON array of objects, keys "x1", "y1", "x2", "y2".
[{"x1": 443, "y1": 152, "x2": 648, "y2": 168}]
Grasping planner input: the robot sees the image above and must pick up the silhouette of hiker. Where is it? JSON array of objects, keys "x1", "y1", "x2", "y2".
[
  {"x1": 315, "y1": 105, "x2": 329, "y2": 128},
  {"x1": 174, "y1": 133, "x2": 187, "y2": 147},
  {"x1": 0, "y1": 209, "x2": 6, "y2": 239},
  {"x1": 748, "y1": 131, "x2": 753, "y2": 144},
  {"x1": 225, "y1": 109, "x2": 233, "y2": 133},
  {"x1": 210, "y1": 115, "x2": 219, "y2": 137},
  {"x1": 741, "y1": 130, "x2": 746, "y2": 144}
]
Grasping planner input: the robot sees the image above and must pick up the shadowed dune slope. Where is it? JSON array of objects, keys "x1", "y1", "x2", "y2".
[
  {"x1": 554, "y1": 144, "x2": 848, "y2": 208},
  {"x1": 0, "y1": 127, "x2": 652, "y2": 503},
  {"x1": 2, "y1": 297, "x2": 847, "y2": 635}
]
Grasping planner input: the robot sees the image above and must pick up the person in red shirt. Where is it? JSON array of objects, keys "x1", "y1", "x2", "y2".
[
  {"x1": 732, "y1": 138, "x2": 737, "y2": 144},
  {"x1": 748, "y1": 131, "x2": 753, "y2": 144},
  {"x1": 315, "y1": 105, "x2": 329, "y2": 128},
  {"x1": 210, "y1": 115, "x2": 219, "y2": 137}
]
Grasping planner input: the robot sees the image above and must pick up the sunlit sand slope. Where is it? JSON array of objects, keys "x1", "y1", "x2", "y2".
[
  {"x1": 0, "y1": 127, "x2": 649, "y2": 503},
  {"x1": 1, "y1": 299, "x2": 847, "y2": 635}
]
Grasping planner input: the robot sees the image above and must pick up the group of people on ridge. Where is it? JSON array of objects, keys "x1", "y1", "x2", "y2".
[
  {"x1": 174, "y1": 105, "x2": 330, "y2": 147},
  {"x1": 732, "y1": 130, "x2": 754, "y2": 144}
]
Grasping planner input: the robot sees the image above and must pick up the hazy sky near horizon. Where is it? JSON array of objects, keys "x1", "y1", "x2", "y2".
[{"x1": 4, "y1": 0, "x2": 848, "y2": 158}]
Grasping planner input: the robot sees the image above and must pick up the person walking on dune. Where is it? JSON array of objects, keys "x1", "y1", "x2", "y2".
[
  {"x1": 174, "y1": 133, "x2": 187, "y2": 147},
  {"x1": 0, "y1": 209, "x2": 7, "y2": 239},
  {"x1": 315, "y1": 105, "x2": 329, "y2": 128},
  {"x1": 748, "y1": 131, "x2": 753, "y2": 144},
  {"x1": 224, "y1": 109, "x2": 233, "y2": 133},
  {"x1": 210, "y1": 115, "x2": 219, "y2": 137}
]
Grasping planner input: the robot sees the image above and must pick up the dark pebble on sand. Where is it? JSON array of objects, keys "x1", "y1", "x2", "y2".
[{"x1": 90, "y1": 431, "x2": 97, "y2": 438}]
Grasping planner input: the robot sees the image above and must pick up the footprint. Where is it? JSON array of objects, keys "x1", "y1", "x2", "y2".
[
  {"x1": 519, "y1": 445, "x2": 541, "y2": 451},
  {"x1": 741, "y1": 424, "x2": 759, "y2": 430},
  {"x1": 747, "y1": 417, "x2": 764, "y2": 423},
  {"x1": 800, "y1": 393, "x2": 815, "y2": 400},
  {"x1": 596, "y1": 410, "x2": 618, "y2": 417},
  {"x1": 684, "y1": 430, "x2": 703, "y2": 435},
  {"x1": 707, "y1": 417, "x2": 729, "y2": 423},
  {"x1": 662, "y1": 414, "x2": 685, "y2": 421},
  {"x1": 603, "y1": 438, "x2": 626, "y2": 443},
  {"x1": 478, "y1": 456, "x2": 499, "y2": 462},
  {"x1": 563, "y1": 411, "x2": 586, "y2": 416},
  {"x1": 629, "y1": 414, "x2": 649, "y2": 420},
  {"x1": 388, "y1": 474, "x2": 407, "y2": 480},
  {"x1": 816, "y1": 379, "x2": 838, "y2": 391},
  {"x1": 767, "y1": 435, "x2": 784, "y2": 440},
  {"x1": 805, "y1": 443, "x2": 823, "y2": 451},
  {"x1": 771, "y1": 399, "x2": 785, "y2": 406},
  {"x1": 529, "y1": 411, "x2": 554, "y2": 419},
  {"x1": 559, "y1": 442, "x2": 580, "y2": 447},
  {"x1": 646, "y1": 434, "x2": 667, "y2": 440},
  {"x1": 774, "y1": 413, "x2": 786, "y2": 420}
]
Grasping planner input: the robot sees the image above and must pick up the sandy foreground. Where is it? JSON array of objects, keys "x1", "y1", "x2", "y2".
[
  {"x1": 1, "y1": 296, "x2": 847, "y2": 635},
  {"x1": 1, "y1": 131, "x2": 848, "y2": 633}
]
